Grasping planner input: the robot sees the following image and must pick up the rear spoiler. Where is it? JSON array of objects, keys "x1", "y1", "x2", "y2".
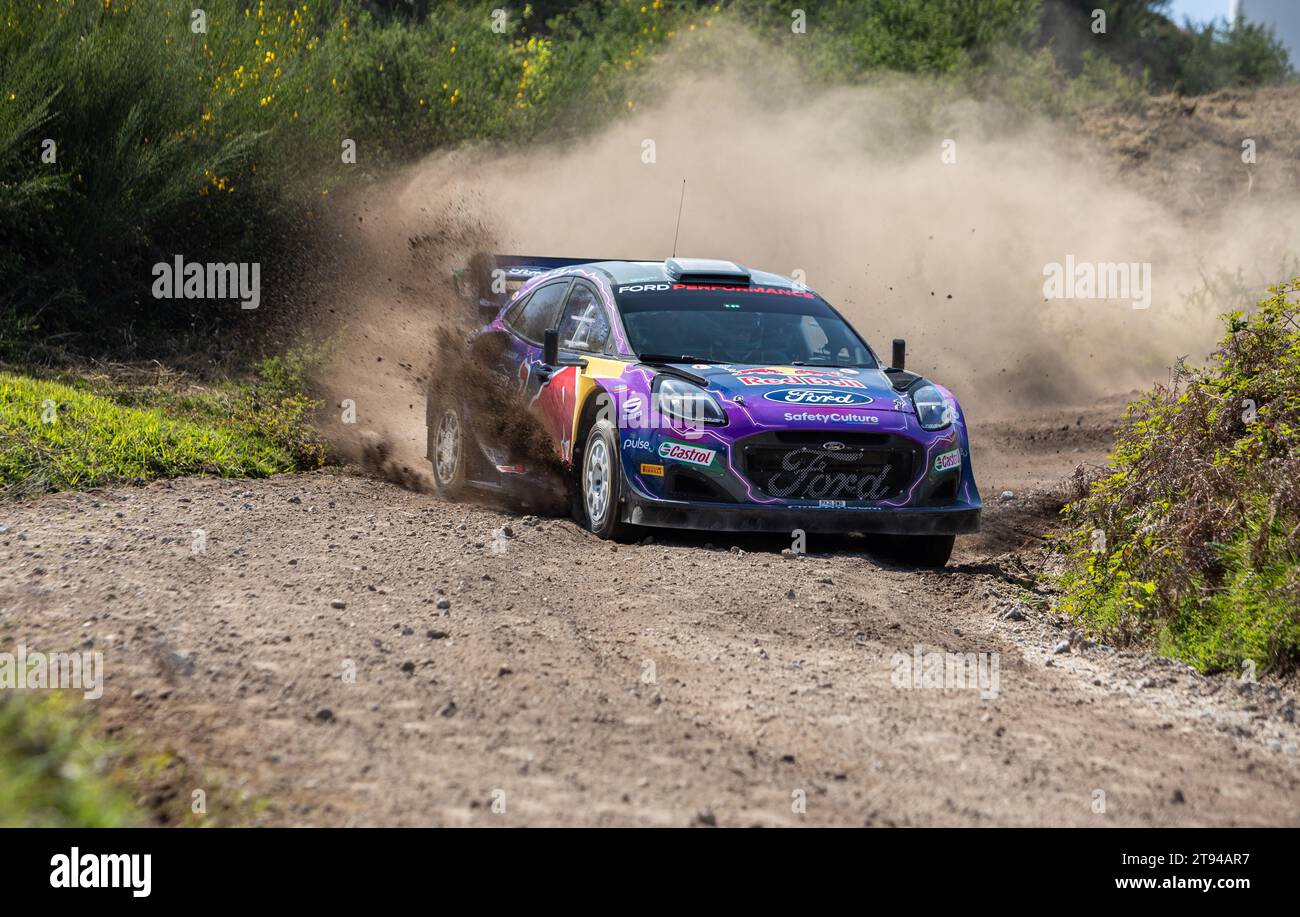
[
  {"x1": 493, "y1": 255, "x2": 612, "y2": 277},
  {"x1": 453, "y1": 254, "x2": 644, "y2": 316}
]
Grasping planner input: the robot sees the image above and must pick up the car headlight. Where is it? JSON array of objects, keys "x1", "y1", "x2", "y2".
[
  {"x1": 654, "y1": 377, "x2": 727, "y2": 426},
  {"x1": 911, "y1": 383, "x2": 954, "y2": 430}
]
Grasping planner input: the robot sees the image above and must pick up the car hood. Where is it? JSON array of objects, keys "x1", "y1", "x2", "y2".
[{"x1": 662, "y1": 362, "x2": 912, "y2": 415}]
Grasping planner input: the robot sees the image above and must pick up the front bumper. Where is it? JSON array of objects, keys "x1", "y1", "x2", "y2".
[{"x1": 622, "y1": 493, "x2": 981, "y2": 535}]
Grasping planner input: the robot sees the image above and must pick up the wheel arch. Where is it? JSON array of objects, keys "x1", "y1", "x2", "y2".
[{"x1": 573, "y1": 385, "x2": 614, "y2": 468}]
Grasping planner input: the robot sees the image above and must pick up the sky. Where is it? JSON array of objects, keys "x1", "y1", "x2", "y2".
[{"x1": 1166, "y1": 0, "x2": 1233, "y2": 25}]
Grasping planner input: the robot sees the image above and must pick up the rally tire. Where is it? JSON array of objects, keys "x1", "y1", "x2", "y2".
[
  {"x1": 900, "y1": 533, "x2": 956, "y2": 568},
  {"x1": 580, "y1": 419, "x2": 630, "y2": 540},
  {"x1": 429, "y1": 403, "x2": 468, "y2": 500}
]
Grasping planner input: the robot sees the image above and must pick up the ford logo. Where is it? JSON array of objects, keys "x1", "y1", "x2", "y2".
[
  {"x1": 823, "y1": 441, "x2": 847, "y2": 451},
  {"x1": 763, "y1": 389, "x2": 874, "y2": 407}
]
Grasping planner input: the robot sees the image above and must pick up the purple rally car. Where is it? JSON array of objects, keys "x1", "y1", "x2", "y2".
[{"x1": 428, "y1": 256, "x2": 980, "y2": 565}]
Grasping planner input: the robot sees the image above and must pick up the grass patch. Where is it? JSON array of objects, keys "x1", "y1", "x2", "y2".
[
  {"x1": 0, "y1": 348, "x2": 330, "y2": 498},
  {"x1": 1056, "y1": 279, "x2": 1300, "y2": 675},
  {"x1": 0, "y1": 373, "x2": 292, "y2": 496}
]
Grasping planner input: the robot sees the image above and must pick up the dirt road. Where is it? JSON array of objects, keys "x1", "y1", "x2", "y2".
[{"x1": 2, "y1": 401, "x2": 1298, "y2": 826}]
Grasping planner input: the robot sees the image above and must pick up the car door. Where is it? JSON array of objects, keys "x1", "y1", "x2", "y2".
[
  {"x1": 502, "y1": 278, "x2": 571, "y2": 390},
  {"x1": 498, "y1": 279, "x2": 574, "y2": 456},
  {"x1": 529, "y1": 279, "x2": 614, "y2": 462}
]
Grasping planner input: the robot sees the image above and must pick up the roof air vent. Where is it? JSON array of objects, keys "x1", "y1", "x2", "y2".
[{"x1": 664, "y1": 258, "x2": 751, "y2": 285}]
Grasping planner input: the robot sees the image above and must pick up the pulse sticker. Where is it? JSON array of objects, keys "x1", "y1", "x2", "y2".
[
  {"x1": 658, "y1": 441, "x2": 717, "y2": 467},
  {"x1": 640, "y1": 463, "x2": 664, "y2": 477},
  {"x1": 934, "y1": 449, "x2": 961, "y2": 472},
  {"x1": 764, "y1": 389, "x2": 874, "y2": 406}
]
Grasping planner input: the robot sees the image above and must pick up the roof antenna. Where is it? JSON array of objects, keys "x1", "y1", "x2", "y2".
[{"x1": 671, "y1": 179, "x2": 686, "y2": 258}]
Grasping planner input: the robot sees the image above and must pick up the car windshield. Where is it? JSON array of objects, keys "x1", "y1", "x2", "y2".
[{"x1": 615, "y1": 284, "x2": 877, "y2": 367}]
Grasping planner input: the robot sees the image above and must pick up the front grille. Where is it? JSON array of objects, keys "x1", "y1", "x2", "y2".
[{"x1": 741, "y1": 432, "x2": 918, "y2": 502}]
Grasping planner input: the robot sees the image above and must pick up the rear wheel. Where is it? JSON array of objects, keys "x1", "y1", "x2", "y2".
[
  {"x1": 430, "y1": 404, "x2": 468, "y2": 499},
  {"x1": 898, "y1": 533, "x2": 955, "y2": 567},
  {"x1": 580, "y1": 419, "x2": 630, "y2": 540}
]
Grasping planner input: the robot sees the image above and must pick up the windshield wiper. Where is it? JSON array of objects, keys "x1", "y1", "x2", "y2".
[
  {"x1": 637, "y1": 353, "x2": 709, "y2": 364},
  {"x1": 789, "y1": 360, "x2": 877, "y2": 368}
]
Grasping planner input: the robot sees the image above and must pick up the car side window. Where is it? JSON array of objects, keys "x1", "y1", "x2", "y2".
[
  {"x1": 503, "y1": 292, "x2": 530, "y2": 331},
  {"x1": 512, "y1": 280, "x2": 570, "y2": 343},
  {"x1": 557, "y1": 282, "x2": 612, "y2": 354}
]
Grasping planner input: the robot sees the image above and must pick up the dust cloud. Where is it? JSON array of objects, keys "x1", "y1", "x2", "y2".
[{"x1": 315, "y1": 26, "x2": 1300, "y2": 483}]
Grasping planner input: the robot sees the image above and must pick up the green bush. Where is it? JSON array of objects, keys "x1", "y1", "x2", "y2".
[
  {"x1": 0, "y1": 692, "x2": 138, "y2": 828},
  {"x1": 1038, "y1": 1, "x2": 1292, "y2": 95},
  {"x1": 1173, "y1": 15, "x2": 1294, "y2": 95},
  {"x1": 745, "y1": 0, "x2": 1045, "y2": 80},
  {"x1": 0, "y1": 0, "x2": 683, "y2": 347},
  {"x1": 1057, "y1": 279, "x2": 1300, "y2": 674},
  {"x1": 228, "y1": 347, "x2": 332, "y2": 468}
]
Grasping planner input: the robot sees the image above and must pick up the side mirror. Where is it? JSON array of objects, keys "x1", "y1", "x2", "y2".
[
  {"x1": 891, "y1": 338, "x2": 906, "y2": 371},
  {"x1": 543, "y1": 329, "x2": 559, "y2": 366}
]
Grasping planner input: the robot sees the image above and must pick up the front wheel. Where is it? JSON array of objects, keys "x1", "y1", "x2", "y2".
[
  {"x1": 898, "y1": 533, "x2": 955, "y2": 567},
  {"x1": 429, "y1": 403, "x2": 468, "y2": 499},
  {"x1": 579, "y1": 419, "x2": 630, "y2": 540}
]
